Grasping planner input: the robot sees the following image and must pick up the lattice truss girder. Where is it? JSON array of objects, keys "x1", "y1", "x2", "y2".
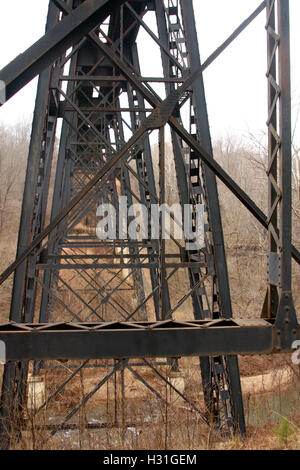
[{"x1": 0, "y1": 0, "x2": 298, "y2": 448}]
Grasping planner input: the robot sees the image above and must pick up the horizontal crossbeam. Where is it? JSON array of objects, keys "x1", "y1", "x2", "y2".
[{"x1": 0, "y1": 319, "x2": 299, "y2": 361}]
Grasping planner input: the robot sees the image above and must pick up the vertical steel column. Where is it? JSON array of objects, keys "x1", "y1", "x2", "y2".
[
  {"x1": 154, "y1": 0, "x2": 245, "y2": 434},
  {"x1": 180, "y1": 0, "x2": 245, "y2": 435},
  {"x1": 8, "y1": 3, "x2": 58, "y2": 323},
  {"x1": 0, "y1": 1, "x2": 59, "y2": 450},
  {"x1": 264, "y1": 0, "x2": 297, "y2": 350},
  {"x1": 262, "y1": 0, "x2": 279, "y2": 319}
]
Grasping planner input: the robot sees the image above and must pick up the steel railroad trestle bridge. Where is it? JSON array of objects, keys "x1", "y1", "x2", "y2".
[{"x1": 0, "y1": 0, "x2": 298, "y2": 448}]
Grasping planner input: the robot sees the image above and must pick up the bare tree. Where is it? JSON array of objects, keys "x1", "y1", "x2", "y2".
[{"x1": 0, "y1": 121, "x2": 30, "y2": 231}]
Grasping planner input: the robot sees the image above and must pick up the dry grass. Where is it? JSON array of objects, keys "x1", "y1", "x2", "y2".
[{"x1": 0, "y1": 353, "x2": 297, "y2": 450}]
